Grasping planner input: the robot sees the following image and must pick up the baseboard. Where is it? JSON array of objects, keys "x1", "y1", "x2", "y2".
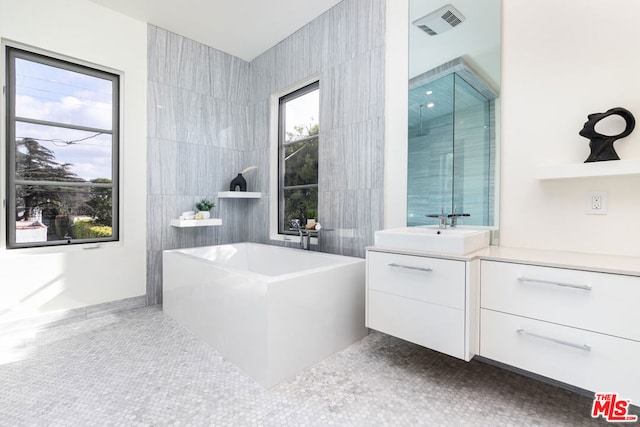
[{"x1": 0, "y1": 295, "x2": 147, "y2": 336}]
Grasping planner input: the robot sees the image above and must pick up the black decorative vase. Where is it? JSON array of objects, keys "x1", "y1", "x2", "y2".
[
  {"x1": 229, "y1": 173, "x2": 247, "y2": 191},
  {"x1": 579, "y1": 107, "x2": 635, "y2": 162}
]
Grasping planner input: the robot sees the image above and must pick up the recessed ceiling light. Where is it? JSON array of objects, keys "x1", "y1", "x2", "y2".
[
  {"x1": 427, "y1": 102, "x2": 435, "y2": 108},
  {"x1": 426, "y1": 90, "x2": 433, "y2": 95}
]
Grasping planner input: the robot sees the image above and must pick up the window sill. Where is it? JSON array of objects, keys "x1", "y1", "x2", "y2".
[
  {"x1": 1, "y1": 240, "x2": 122, "y2": 255},
  {"x1": 270, "y1": 233, "x2": 319, "y2": 246}
]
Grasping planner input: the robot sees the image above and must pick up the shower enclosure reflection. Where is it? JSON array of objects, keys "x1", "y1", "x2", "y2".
[
  {"x1": 407, "y1": 0, "x2": 501, "y2": 230},
  {"x1": 407, "y1": 59, "x2": 496, "y2": 227}
]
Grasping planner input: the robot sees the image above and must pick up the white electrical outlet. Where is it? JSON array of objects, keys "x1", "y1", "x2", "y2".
[{"x1": 586, "y1": 191, "x2": 608, "y2": 215}]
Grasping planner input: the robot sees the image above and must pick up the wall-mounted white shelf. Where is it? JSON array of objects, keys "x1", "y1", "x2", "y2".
[
  {"x1": 217, "y1": 191, "x2": 262, "y2": 199},
  {"x1": 537, "y1": 159, "x2": 640, "y2": 180},
  {"x1": 170, "y1": 218, "x2": 222, "y2": 227}
]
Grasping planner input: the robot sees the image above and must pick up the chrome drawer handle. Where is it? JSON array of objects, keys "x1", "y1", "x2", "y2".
[
  {"x1": 516, "y1": 329, "x2": 591, "y2": 352},
  {"x1": 388, "y1": 263, "x2": 433, "y2": 273},
  {"x1": 517, "y1": 276, "x2": 592, "y2": 291}
]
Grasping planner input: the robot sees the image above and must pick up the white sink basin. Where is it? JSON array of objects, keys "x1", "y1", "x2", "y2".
[{"x1": 374, "y1": 226, "x2": 490, "y2": 255}]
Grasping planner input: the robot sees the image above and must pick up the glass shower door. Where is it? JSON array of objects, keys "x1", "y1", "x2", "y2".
[{"x1": 452, "y1": 74, "x2": 492, "y2": 226}]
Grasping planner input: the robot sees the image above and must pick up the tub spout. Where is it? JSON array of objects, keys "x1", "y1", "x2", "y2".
[
  {"x1": 299, "y1": 229, "x2": 311, "y2": 250},
  {"x1": 290, "y1": 221, "x2": 321, "y2": 250}
]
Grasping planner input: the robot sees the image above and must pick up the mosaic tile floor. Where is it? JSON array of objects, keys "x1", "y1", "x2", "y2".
[{"x1": 0, "y1": 306, "x2": 617, "y2": 426}]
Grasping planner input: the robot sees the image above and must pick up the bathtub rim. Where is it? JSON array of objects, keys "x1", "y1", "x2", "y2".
[{"x1": 163, "y1": 242, "x2": 364, "y2": 283}]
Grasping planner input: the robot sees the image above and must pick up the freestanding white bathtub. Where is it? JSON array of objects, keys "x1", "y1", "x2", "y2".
[{"x1": 162, "y1": 242, "x2": 367, "y2": 388}]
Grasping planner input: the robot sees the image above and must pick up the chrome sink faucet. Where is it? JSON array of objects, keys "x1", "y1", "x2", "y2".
[
  {"x1": 426, "y1": 210, "x2": 449, "y2": 229},
  {"x1": 425, "y1": 211, "x2": 470, "y2": 228},
  {"x1": 449, "y1": 213, "x2": 470, "y2": 227}
]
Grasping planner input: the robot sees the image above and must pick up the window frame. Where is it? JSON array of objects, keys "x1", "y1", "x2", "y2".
[
  {"x1": 5, "y1": 45, "x2": 120, "y2": 249},
  {"x1": 277, "y1": 80, "x2": 319, "y2": 236}
]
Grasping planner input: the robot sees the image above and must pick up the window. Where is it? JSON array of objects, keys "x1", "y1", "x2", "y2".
[
  {"x1": 278, "y1": 81, "x2": 319, "y2": 235},
  {"x1": 6, "y1": 46, "x2": 119, "y2": 248}
]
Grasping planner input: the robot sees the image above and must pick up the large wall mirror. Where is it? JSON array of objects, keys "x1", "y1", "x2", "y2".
[{"x1": 407, "y1": 0, "x2": 501, "y2": 229}]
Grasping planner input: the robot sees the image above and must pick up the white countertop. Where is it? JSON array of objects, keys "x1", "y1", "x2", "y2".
[
  {"x1": 477, "y1": 246, "x2": 640, "y2": 277},
  {"x1": 366, "y1": 245, "x2": 478, "y2": 262},
  {"x1": 367, "y1": 245, "x2": 640, "y2": 277}
]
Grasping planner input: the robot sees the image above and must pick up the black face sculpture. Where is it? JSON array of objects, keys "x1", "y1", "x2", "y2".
[{"x1": 579, "y1": 107, "x2": 635, "y2": 162}]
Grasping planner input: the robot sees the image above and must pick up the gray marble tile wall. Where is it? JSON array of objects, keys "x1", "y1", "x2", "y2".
[
  {"x1": 146, "y1": 26, "x2": 252, "y2": 305},
  {"x1": 248, "y1": 0, "x2": 386, "y2": 258},
  {"x1": 146, "y1": 0, "x2": 386, "y2": 302}
]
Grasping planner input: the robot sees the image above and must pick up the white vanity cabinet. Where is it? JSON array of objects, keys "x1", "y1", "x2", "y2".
[
  {"x1": 366, "y1": 249, "x2": 477, "y2": 361},
  {"x1": 480, "y1": 260, "x2": 640, "y2": 404}
]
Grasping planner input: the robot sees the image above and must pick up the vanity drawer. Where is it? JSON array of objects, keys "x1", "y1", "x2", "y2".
[
  {"x1": 368, "y1": 290, "x2": 465, "y2": 359},
  {"x1": 367, "y1": 251, "x2": 465, "y2": 310},
  {"x1": 480, "y1": 309, "x2": 640, "y2": 404},
  {"x1": 481, "y1": 260, "x2": 640, "y2": 341}
]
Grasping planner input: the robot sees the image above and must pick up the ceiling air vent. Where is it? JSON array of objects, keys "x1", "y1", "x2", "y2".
[{"x1": 413, "y1": 4, "x2": 466, "y2": 36}]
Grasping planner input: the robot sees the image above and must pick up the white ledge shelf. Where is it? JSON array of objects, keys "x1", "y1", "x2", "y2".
[
  {"x1": 217, "y1": 191, "x2": 262, "y2": 199},
  {"x1": 170, "y1": 218, "x2": 222, "y2": 228},
  {"x1": 537, "y1": 159, "x2": 640, "y2": 180}
]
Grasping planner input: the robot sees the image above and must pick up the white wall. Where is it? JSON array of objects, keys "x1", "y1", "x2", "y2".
[
  {"x1": 384, "y1": 0, "x2": 409, "y2": 229},
  {"x1": 500, "y1": 0, "x2": 640, "y2": 256},
  {"x1": 0, "y1": 0, "x2": 147, "y2": 321},
  {"x1": 387, "y1": 0, "x2": 640, "y2": 257},
  {"x1": 409, "y1": 0, "x2": 501, "y2": 89}
]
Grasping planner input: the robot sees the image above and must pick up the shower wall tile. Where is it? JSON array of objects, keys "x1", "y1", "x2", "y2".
[
  {"x1": 175, "y1": 143, "x2": 208, "y2": 195},
  {"x1": 228, "y1": 57, "x2": 251, "y2": 105},
  {"x1": 274, "y1": 25, "x2": 315, "y2": 92},
  {"x1": 339, "y1": 49, "x2": 384, "y2": 126},
  {"x1": 147, "y1": 26, "x2": 253, "y2": 305},
  {"x1": 370, "y1": 187, "x2": 385, "y2": 234},
  {"x1": 246, "y1": 0, "x2": 385, "y2": 256},
  {"x1": 319, "y1": 49, "x2": 384, "y2": 132},
  {"x1": 202, "y1": 100, "x2": 250, "y2": 151},
  {"x1": 368, "y1": 46, "x2": 386, "y2": 119},
  {"x1": 148, "y1": 26, "x2": 211, "y2": 94},
  {"x1": 176, "y1": 36, "x2": 212, "y2": 94},
  {"x1": 147, "y1": 138, "x2": 178, "y2": 196},
  {"x1": 146, "y1": 195, "x2": 166, "y2": 252},
  {"x1": 322, "y1": 0, "x2": 385, "y2": 69},
  {"x1": 229, "y1": 103, "x2": 250, "y2": 150},
  {"x1": 318, "y1": 128, "x2": 347, "y2": 192},
  {"x1": 322, "y1": 1, "x2": 350, "y2": 67},
  {"x1": 209, "y1": 47, "x2": 250, "y2": 104},
  {"x1": 204, "y1": 98, "x2": 230, "y2": 147},
  {"x1": 248, "y1": 100, "x2": 270, "y2": 152},
  {"x1": 306, "y1": 13, "x2": 326, "y2": 76},
  {"x1": 320, "y1": 119, "x2": 384, "y2": 193},
  {"x1": 371, "y1": 116, "x2": 386, "y2": 190},
  {"x1": 146, "y1": 249, "x2": 162, "y2": 305},
  {"x1": 342, "y1": 120, "x2": 381, "y2": 191},
  {"x1": 147, "y1": 82, "x2": 178, "y2": 141},
  {"x1": 249, "y1": 50, "x2": 277, "y2": 101},
  {"x1": 362, "y1": 0, "x2": 387, "y2": 50},
  {"x1": 173, "y1": 91, "x2": 207, "y2": 144},
  {"x1": 321, "y1": 191, "x2": 356, "y2": 254},
  {"x1": 147, "y1": 26, "x2": 177, "y2": 87},
  {"x1": 317, "y1": 188, "x2": 381, "y2": 258}
]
